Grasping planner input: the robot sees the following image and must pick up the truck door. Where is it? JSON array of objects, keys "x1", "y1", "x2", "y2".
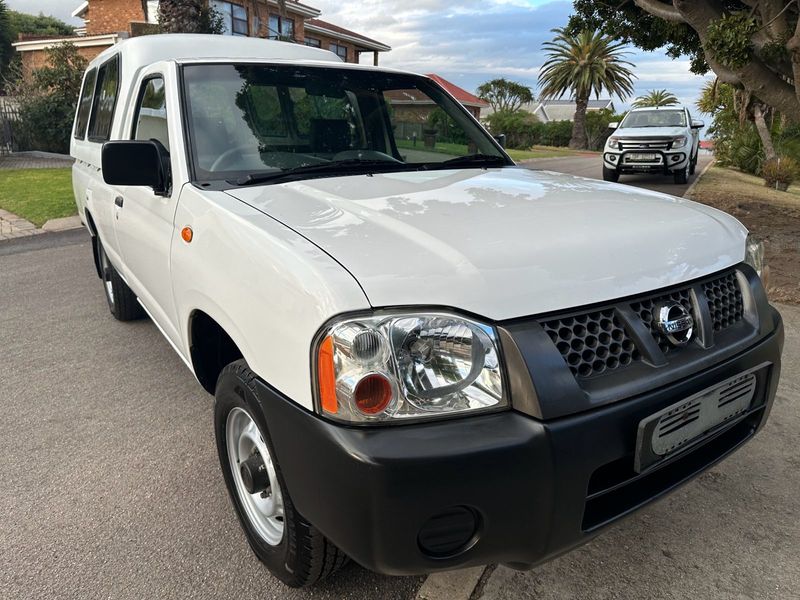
[{"x1": 112, "y1": 63, "x2": 182, "y2": 348}]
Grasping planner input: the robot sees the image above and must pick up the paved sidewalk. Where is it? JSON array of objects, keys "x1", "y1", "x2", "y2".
[
  {"x1": 0, "y1": 208, "x2": 43, "y2": 241},
  {"x1": 0, "y1": 152, "x2": 74, "y2": 170}
]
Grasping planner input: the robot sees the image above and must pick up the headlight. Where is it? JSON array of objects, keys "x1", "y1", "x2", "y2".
[
  {"x1": 314, "y1": 312, "x2": 507, "y2": 423},
  {"x1": 607, "y1": 137, "x2": 621, "y2": 150},
  {"x1": 673, "y1": 135, "x2": 688, "y2": 147},
  {"x1": 745, "y1": 233, "x2": 768, "y2": 281}
]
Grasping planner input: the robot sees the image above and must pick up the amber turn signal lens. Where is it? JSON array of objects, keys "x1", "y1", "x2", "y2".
[
  {"x1": 318, "y1": 336, "x2": 338, "y2": 414},
  {"x1": 181, "y1": 227, "x2": 193, "y2": 243},
  {"x1": 354, "y1": 374, "x2": 393, "y2": 415}
]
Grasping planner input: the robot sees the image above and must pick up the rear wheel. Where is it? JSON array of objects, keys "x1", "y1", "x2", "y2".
[
  {"x1": 97, "y1": 238, "x2": 144, "y2": 321},
  {"x1": 214, "y1": 361, "x2": 348, "y2": 587},
  {"x1": 602, "y1": 166, "x2": 620, "y2": 182}
]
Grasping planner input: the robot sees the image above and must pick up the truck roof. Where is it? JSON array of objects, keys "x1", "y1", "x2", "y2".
[
  {"x1": 88, "y1": 33, "x2": 343, "y2": 72},
  {"x1": 628, "y1": 106, "x2": 688, "y2": 112}
]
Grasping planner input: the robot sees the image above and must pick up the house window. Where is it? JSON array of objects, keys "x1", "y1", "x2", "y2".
[
  {"x1": 212, "y1": 1, "x2": 249, "y2": 36},
  {"x1": 329, "y1": 43, "x2": 347, "y2": 61},
  {"x1": 304, "y1": 37, "x2": 321, "y2": 48},
  {"x1": 268, "y1": 14, "x2": 294, "y2": 40}
]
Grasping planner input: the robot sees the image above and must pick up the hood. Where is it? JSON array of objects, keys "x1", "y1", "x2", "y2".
[
  {"x1": 225, "y1": 167, "x2": 746, "y2": 321},
  {"x1": 613, "y1": 126, "x2": 687, "y2": 139}
]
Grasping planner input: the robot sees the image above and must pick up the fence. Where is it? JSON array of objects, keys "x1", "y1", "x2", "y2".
[{"x1": 0, "y1": 98, "x2": 21, "y2": 155}]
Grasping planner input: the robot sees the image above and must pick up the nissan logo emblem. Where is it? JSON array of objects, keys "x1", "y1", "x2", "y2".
[{"x1": 654, "y1": 302, "x2": 694, "y2": 347}]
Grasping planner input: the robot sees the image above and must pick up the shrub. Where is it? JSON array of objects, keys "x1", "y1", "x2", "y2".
[
  {"x1": 761, "y1": 157, "x2": 799, "y2": 191},
  {"x1": 12, "y1": 42, "x2": 86, "y2": 153},
  {"x1": 485, "y1": 109, "x2": 539, "y2": 149},
  {"x1": 539, "y1": 120, "x2": 573, "y2": 147}
]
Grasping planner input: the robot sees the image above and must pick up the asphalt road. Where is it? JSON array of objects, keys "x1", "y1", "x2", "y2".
[
  {"x1": 3, "y1": 217, "x2": 798, "y2": 600},
  {"x1": 0, "y1": 230, "x2": 425, "y2": 600},
  {"x1": 521, "y1": 154, "x2": 713, "y2": 197}
]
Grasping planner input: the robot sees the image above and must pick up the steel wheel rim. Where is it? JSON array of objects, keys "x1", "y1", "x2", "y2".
[
  {"x1": 226, "y1": 407, "x2": 285, "y2": 546},
  {"x1": 99, "y1": 245, "x2": 114, "y2": 305}
]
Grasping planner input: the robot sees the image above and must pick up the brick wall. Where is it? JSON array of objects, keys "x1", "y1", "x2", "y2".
[
  {"x1": 85, "y1": 0, "x2": 146, "y2": 35},
  {"x1": 18, "y1": 44, "x2": 108, "y2": 79}
]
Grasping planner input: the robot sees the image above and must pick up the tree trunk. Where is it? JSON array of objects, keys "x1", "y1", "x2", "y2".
[
  {"x1": 753, "y1": 104, "x2": 777, "y2": 162},
  {"x1": 569, "y1": 97, "x2": 588, "y2": 150}
]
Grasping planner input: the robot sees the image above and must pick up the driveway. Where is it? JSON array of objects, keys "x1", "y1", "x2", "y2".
[
  {"x1": 0, "y1": 231, "x2": 424, "y2": 600},
  {"x1": 520, "y1": 154, "x2": 713, "y2": 197},
  {"x1": 2, "y1": 228, "x2": 798, "y2": 600}
]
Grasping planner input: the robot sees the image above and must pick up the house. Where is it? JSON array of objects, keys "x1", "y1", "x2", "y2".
[
  {"x1": 12, "y1": 0, "x2": 390, "y2": 77},
  {"x1": 386, "y1": 74, "x2": 489, "y2": 124},
  {"x1": 532, "y1": 99, "x2": 615, "y2": 123}
]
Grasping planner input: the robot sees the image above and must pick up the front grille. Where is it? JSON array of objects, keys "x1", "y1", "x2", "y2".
[
  {"x1": 539, "y1": 268, "x2": 748, "y2": 379},
  {"x1": 541, "y1": 309, "x2": 639, "y2": 378},
  {"x1": 631, "y1": 289, "x2": 693, "y2": 354},
  {"x1": 703, "y1": 272, "x2": 744, "y2": 331},
  {"x1": 619, "y1": 138, "x2": 673, "y2": 151}
]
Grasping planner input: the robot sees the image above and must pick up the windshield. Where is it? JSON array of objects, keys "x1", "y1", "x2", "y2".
[
  {"x1": 621, "y1": 110, "x2": 686, "y2": 129},
  {"x1": 181, "y1": 64, "x2": 509, "y2": 182}
]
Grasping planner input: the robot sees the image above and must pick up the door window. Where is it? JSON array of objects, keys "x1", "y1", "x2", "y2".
[
  {"x1": 74, "y1": 67, "x2": 97, "y2": 140},
  {"x1": 88, "y1": 55, "x2": 120, "y2": 141},
  {"x1": 133, "y1": 76, "x2": 170, "y2": 152}
]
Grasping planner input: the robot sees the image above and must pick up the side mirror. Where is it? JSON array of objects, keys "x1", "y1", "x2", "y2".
[
  {"x1": 691, "y1": 120, "x2": 705, "y2": 129},
  {"x1": 608, "y1": 122, "x2": 619, "y2": 130},
  {"x1": 102, "y1": 140, "x2": 170, "y2": 196},
  {"x1": 494, "y1": 133, "x2": 506, "y2": 149}
]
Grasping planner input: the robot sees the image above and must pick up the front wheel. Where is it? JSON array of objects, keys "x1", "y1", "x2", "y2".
[
  {"x1": 689, "y1": 153, "x2": 698, "y2": 175},
  {"x1": 214, "y1": 361, "x2": 348, "y2": 587},
  {"x1": 673, "y1": 163, "x2": 689, "y2": 185},
  {"x1": 96, "y1": 238, "x2": 144, "y2": 321},
  {"x1": 602, "y1": 165, "x2": 620, "y2": 182}
]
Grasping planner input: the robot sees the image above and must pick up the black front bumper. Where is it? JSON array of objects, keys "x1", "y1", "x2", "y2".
[{"x1": 255, "y1": 309, "x2": 783, "y2": 576}]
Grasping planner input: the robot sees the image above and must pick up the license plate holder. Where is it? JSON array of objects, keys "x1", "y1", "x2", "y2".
[
  {"x1": 634, "y1": 371, "x2": 759, "y2": 473},
  {"x1": 626, "y1": 153, "x2": 660, "y2": 163}
]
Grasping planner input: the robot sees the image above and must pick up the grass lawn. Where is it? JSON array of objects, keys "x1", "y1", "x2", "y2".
[
  {"x1": 689, "y1": 165, "x2": 800, "y2": 304},
  {"x1": 0, "y1": 168, "x2": 76, "y2": 227}
]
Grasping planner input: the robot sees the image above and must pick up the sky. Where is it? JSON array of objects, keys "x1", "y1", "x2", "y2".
[{"x1": 7, "y1": 0, "x2": 713, "y2": 115}]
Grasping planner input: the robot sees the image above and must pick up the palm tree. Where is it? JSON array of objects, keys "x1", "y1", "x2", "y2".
[
  {"x1": 633, "y1": 89, "x2": 680, "y2": 108},
  {"x1": 538, "y1": 28, "x2": 636, "y2": 149}
]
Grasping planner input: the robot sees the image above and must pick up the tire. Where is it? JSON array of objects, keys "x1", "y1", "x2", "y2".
[
  {"x1": 602, "y1": 165, "x2": 620, "y2": 182},
  {"x1": 214, "y1": 360, "x2": 348, "y2": 587},
  {"x1": 689, "y1": 152, "x2": 697, "y2": 175},
  {"x1": 96, "y1": 238, "x2": 144, "y2": 321},
  {"x1": 673, "y1": 163, "x2": 689, "y2": 185}
]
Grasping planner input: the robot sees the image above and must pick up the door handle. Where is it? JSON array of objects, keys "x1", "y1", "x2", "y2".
[{"x1": 114, "y1": 196, "x2": 124, "y2": 208}]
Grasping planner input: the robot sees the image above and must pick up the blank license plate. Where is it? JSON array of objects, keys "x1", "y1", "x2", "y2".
[
  {"x1": 627, "y1": 153, "x2": 659, "y2": 162},
  {"x1": 634, "y1": 372, "x2": 758, "y2": 472}
]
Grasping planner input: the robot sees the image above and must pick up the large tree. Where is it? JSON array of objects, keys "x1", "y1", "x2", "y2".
[
  {"x1": 570, "y1": 1, "x2": 800, "y2": 123},
  {"x1": 633, "y1": 89, "x2": 680, "y2": 108},
  {"x1": 476, "y1": 78, "x2": 534, "y2": 113},
  {"x1": 158, "y1": 0, "x2": 223, "y2": 34},
  {"x1": 538, "y1": 28, "x2": 636, "y2": 149},
  {"x1": 0, "y1": 0, "x2": 12, "y2": 80}
]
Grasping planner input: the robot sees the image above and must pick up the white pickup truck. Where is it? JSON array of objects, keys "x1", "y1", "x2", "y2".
[
  {"x1": 71, "y1": 35, "x2": 783, "y2": 588},
  {"x1": 603, "y1": 106, "x2": 704, "y2": 184}
]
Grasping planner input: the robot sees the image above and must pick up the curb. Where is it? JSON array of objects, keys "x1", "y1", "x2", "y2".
[
  {"x1": 684, "y1": 158, "x2": 716, "y2": 199},
  {"x1": 0, "y1": 211, "x2": 82, "y2": 242},
  {"x1": 42, "y1": 215, "x2": 83, "y2": 232},
  {"x1": 416, "y1": 567, "x2": 486, "y2": 600}
]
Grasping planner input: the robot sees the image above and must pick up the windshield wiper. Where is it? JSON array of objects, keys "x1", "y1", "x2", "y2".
[
  {"x1": 233, "y1": 159, "x2": 408, "y2": 186},
  {"x1": 425, "y1": 154, "x2": 509, "y2": 169}
]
